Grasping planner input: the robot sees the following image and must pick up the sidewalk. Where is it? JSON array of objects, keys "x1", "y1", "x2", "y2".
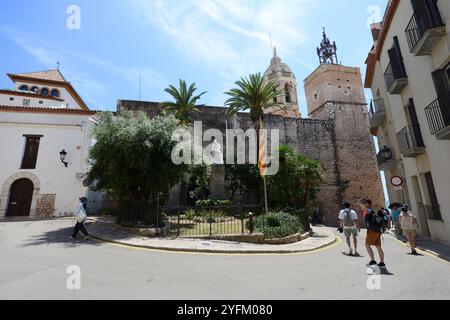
[
  {"x1": 387, "y1": 229, "x2": 450, "y2": 262},
  {"x1": 88, "y1": 218, "x2": 338, "y2": 254}
]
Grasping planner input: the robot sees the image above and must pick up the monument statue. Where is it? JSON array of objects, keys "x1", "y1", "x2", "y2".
[{"x1": 211, "y1": 138, "x2": 224, "y2": 165}]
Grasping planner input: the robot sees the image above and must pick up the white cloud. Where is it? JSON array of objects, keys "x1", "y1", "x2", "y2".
[
  {"x1": 0, "y1": 27, "x2": 167, "y2": 107},
  {"x1": 131, "y1": 0, "x2": 317, "y2": 81}
]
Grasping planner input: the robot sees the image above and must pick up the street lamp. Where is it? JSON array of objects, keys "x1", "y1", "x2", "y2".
[
  {"x1": 60, "y1": 149, "x2": 68, "y2": 167},
  {"x1": 381, "y1": 146, "x2": 393, "y2": 161}
]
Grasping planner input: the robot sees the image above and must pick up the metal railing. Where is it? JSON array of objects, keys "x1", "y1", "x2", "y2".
[
  {"x1": 384, "y1": 63, "x2": 395, "y2": 92},
  {"x1": 111, "y1": 201, "x2": 311, "y2": 238},
  {"x1": 369, "y1": 99, "x2": 386, "y2": 118},
  {"x1": 163, "y1": 205, "x2": 263, "y2": 237},
  {"x1": 425, "y1": 97, "x2": 450, "y2": 135},
  {"x1": 396, "y1": 126, "x2": 425, "y2": 154},
  {"x1": 405, "y1": 3, "x2": 445, "y2": 53}
]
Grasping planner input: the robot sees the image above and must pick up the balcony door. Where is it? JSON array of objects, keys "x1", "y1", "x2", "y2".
[
  {"x1": 411, "y1": 0, "x2": 444, "y2": 31},
  {"x1": 411, "y1": 176, "x2": 431, "y2": 238},
  {"x1": 407, "y1": 98, "x2": 425, "y2": 147}
]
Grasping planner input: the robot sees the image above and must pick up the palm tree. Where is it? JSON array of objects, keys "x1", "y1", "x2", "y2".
[
  {"x1": 224, "y1": 73, "x2": 283, "y2": 134},
  {"x1": 298, "y1": 156, "x2": 324, "y2": 209},
  {"x1": 160, "y1": 79, "x2": 207, "y2": 125},
  {"x1": 225, "y1": 73, "x2": 283, "y2": 209}
]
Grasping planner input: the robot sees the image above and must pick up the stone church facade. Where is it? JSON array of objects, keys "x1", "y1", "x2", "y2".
[{"x1": 118, "y1": 32, "x2": 385, "y2": 225}]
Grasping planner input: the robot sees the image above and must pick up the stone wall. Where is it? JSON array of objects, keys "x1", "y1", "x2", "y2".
[
  {"x1": 36, "y1": 194, "x2": 56, "y2": 218},
  {"x1": 117, "y1": 100, "x2": 344, "y2": 225}
]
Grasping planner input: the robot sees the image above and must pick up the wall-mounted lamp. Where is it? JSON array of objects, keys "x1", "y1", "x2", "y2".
[
  {"x1": 381, "y1": 146, "x2": 393, "y2": 161},
  {"x1": 60, "y1": 149, "x2": 68, "y2": 167}
]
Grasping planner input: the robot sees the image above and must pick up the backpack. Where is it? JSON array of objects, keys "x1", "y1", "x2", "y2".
[
  {"x1": 367, "y1": 209, "x2": 385, "y2": 232},
  {"x1": 343, "y1": 209, "x2": 355, "y2": 227}
]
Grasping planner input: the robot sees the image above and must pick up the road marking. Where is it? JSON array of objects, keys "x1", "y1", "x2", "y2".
[
  {"x1": 91, "y1": 235, "x2": 343, "y2": 257},
  {"x1": 389, "y1": 234, "x2": 450, "y2": 265}
]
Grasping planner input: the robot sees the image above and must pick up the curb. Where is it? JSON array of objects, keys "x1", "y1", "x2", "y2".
[
  {"x1": 90, "y1": 233, "x2": 339, "y2": 255},
  {"x1": 386, "y1": 230, "x2": 450, "y2": 263}
]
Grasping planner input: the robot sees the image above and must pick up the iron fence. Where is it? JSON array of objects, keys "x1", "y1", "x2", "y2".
[{"x1": 112, "y1": 200, "x2": 309, "y2": 238}]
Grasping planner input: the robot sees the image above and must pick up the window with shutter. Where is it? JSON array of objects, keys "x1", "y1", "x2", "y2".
[
  {"x1": 21, "y1": 136, "x2": 42, "y2": 169},
  {"x1": 424, "y1": 172, "x2": 442, "y2": 220},
  {"x1": 407, "y1": 98, "x2": 425, "y2": 148}
]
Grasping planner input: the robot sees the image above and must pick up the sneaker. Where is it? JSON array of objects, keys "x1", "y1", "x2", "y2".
[
  {"x1": 369, "y1": 260, "x2": 377, "y2": 266},
  {"x1": 354, "y1": 251, "x2": 360, "y2": 256},
  {"x1": 378, "y1": 262, "x2": 386, "y2": 268},
  {"x1": 349, "y1": 249, "x2": 353, "y2": 256},
  {"x1": 83, "y1": 235, "x2": 90, "y2": 241},
  {"x1": 412, "y1": 249, "x2": 418, "y2": 256}
]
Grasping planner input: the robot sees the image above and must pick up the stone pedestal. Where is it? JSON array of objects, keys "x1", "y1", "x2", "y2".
[{"x1": 209, "y1": 164, "x2": 226, "y2": 200}]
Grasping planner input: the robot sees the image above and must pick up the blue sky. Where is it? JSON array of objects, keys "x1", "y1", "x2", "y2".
[{"x1": 0, "y1": 0, "x2": 387, "y2": 114}]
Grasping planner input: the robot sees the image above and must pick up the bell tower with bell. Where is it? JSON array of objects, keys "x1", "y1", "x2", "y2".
[{"x1": 317, "y1": 28, "x2": 338, "y2": 65}]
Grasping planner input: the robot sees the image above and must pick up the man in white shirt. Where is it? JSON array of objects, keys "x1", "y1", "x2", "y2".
[{"x1": 338, "y1": 202, "x2": 361, "y2": 256}]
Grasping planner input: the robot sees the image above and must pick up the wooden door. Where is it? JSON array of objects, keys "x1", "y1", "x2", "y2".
[{"x1": 7, "y1": 179, "x2": 34, "y2": 217}]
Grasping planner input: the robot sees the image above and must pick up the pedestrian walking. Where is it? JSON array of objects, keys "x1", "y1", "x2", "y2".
[
  {"x1": 69, "y1": 197, "x2": 90, "y2": 240},
  {"x1": 391, "y1": 205, "x2": 401, "y2": 236},
  {"x1": 382, "y1": 208, "x2": 391, "y2": 230},
  {"x1": 399, "y1": 206, "x2": 419, "y2": 255},
  {"x1": 359, "y1": 199, "x2": 367, "y2": 219},
  {"x1": 338, "y1": 202, "x2": 360, "y2": 256},
  {"x1": 364, "y1": 199, "x2": 386, "y2": 268}
]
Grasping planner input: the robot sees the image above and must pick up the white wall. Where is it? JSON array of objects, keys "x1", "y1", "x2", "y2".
[
  {"x1": 0, "y1": 111, "x2": 95, "y2": 217},
  {"x1": 0, "y1": 93, "x2": 66, "y2": 109},
  {"x1": 14, "y1": 81, "x2": 83, "y2": 110},
  {"x1": 370, "y1": 0, "x2": 450, "y2": 244}
]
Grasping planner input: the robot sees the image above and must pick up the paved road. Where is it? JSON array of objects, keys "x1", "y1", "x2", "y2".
[{"x1": 0, "y1": 219, "x2": 449, "y2": 300}]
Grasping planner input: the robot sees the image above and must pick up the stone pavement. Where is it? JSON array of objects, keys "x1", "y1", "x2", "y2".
[{"x1": 88, "y1": 217, "x2": 337, "y2": 254}]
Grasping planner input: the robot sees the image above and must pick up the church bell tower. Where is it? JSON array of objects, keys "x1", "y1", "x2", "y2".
[{"x1": 263, "y1": 47, "x2": 301, "y2": 118}]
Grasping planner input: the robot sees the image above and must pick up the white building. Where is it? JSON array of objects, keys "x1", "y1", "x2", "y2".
[
  {"x1": 0, "y1": 69, "x2": 97, "y2": 218},
  {"x1": 365, "y1": 0, "x2": 450, "y2": 245}
]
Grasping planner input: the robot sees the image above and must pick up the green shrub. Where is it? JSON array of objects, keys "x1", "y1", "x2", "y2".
[
  {"x1": 195, "y1": 199, "x2": 231, "y2": 208},
  {"x1": 185, "y1": 209, "x2": 197, "y2": 221},
  {"x1": 252, "y1": 212, "x2": 303, "y2": 239}
]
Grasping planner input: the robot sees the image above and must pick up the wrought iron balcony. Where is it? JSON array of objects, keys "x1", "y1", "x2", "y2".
[
  {"x1": 384, "y1": 62, "x2": 408, "y2": 94},
  {"x1": 369, "y1": 99, "x2": 386, "y2": 128},
  {"x1": 405, "y1": 2, "x2": 446, "y2": 56},
  {"x1": 376, "y1": 146, "x2": 396, "y2": 171},
  {"x1": 396, "y1": 126, "x2": 426, "y2": 158},
  {"x1": 425, "y1": 97, "x2": 450, "y2": 140}
]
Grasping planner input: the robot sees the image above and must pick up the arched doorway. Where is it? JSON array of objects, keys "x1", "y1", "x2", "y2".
[{"x1": 7, "y1": 179, "x2": 34, "y2": 217}]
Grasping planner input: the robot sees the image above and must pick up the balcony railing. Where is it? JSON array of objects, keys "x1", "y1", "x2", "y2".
[
  {"x1": 405, "y1": 2, "x2": 446, "y2": 56},
  {"x1": 397, "y1": 126, "x2": 426, "y2": 158},
  {"x1": 384, "y1": 62, "x2": 408, "y2": 94},
  {"x1": 425, "y1": 97, "x2": 450, "y2": 140},
  {"x1": 369, "y1": 99, "x2": 386, "y2": 128}
]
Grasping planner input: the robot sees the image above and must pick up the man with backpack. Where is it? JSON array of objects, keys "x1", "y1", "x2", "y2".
[
  {"x1": 364, "y1": 199, "x2": 386, "y2": 268},
  {"x1": 338, "y1": 202, "x2": 360, "y2": 256}
]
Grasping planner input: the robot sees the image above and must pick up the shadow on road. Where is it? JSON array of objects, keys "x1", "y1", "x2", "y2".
[
  {"x1": 342, "y1": 252, "x2": 365, "y2": 258},
  {"x1": 20, "y1": 223, "x2": 102, "y2": 248}
]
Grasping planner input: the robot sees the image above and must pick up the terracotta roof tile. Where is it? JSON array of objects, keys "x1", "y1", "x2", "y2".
[
  {"x1": 9, "y1": 69, "x2": 67, "y2": 82},
  {"x1": 0, "y1": 105, "x2": 95, "y2": 115}
]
